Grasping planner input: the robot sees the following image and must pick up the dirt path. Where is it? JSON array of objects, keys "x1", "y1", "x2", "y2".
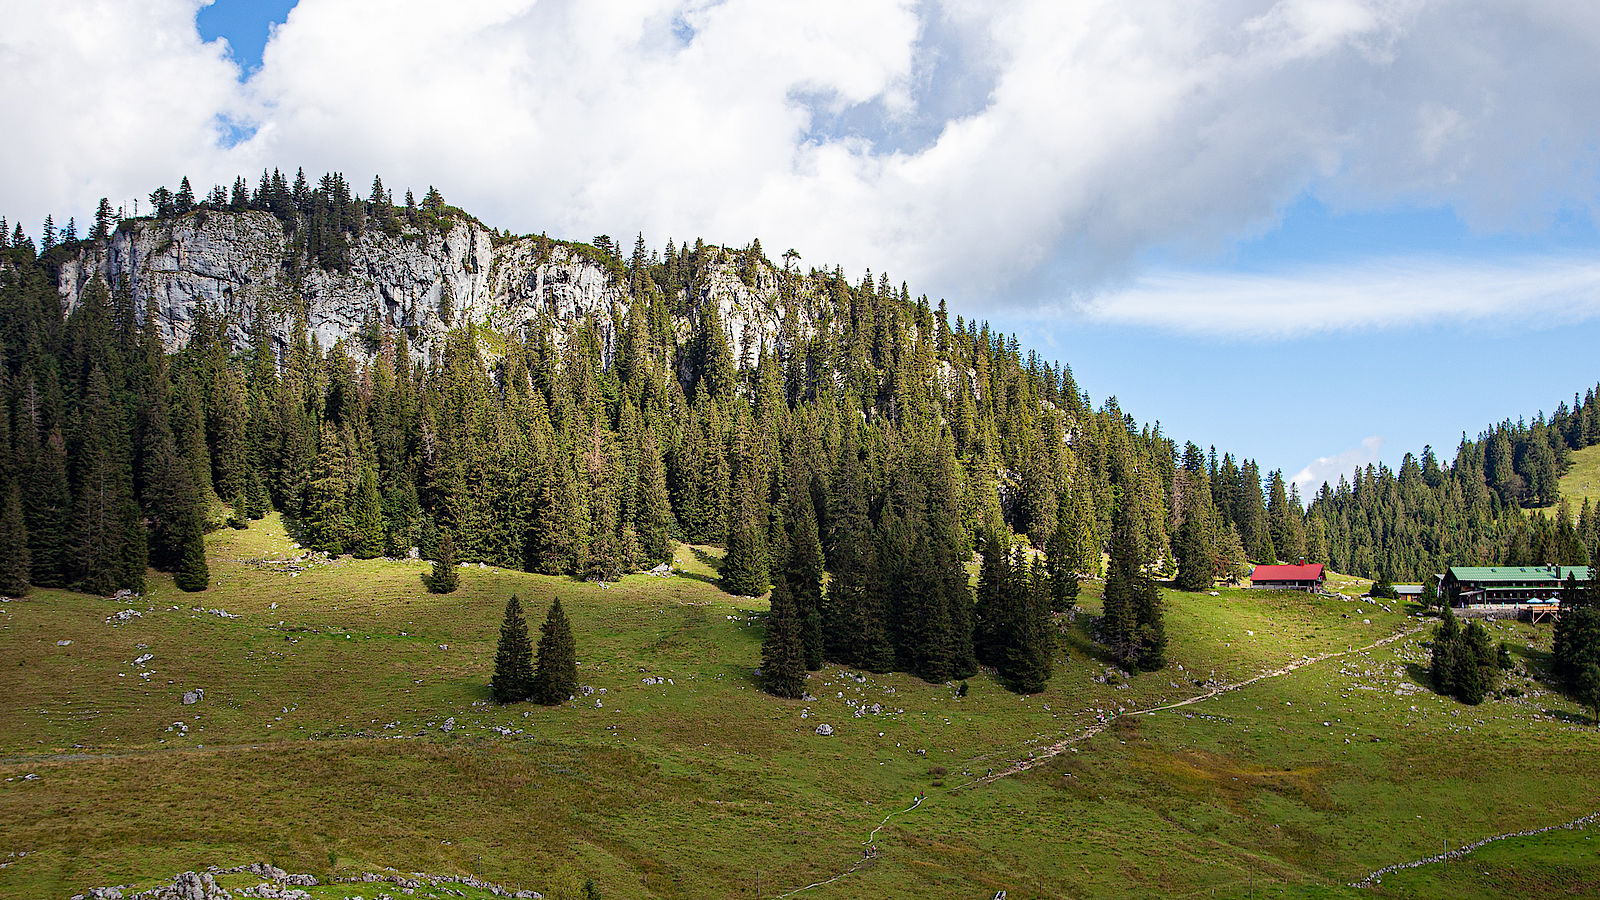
[
  {"x1": 776, "y1": 623, "x2": 1427, "y2": 897},
  {"x1": 966, "y1": 624, "x2": 1426, "y2": 786}
]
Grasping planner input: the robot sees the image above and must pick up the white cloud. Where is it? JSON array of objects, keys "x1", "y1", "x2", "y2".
[
  {"x1": 1078, "y1": 255, "x2": 1600, "y2": 337},
  {"x1": 4, "y1": 0, "x2": 1600, "y2": 319},
  {"x1": 1294, "y1": 436, "x2": 1384, "y2": 497}
]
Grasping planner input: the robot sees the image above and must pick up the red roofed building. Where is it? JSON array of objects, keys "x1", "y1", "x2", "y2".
[{"x1": 1248, "y1": 562, "x2": 1325, "y2": 593}]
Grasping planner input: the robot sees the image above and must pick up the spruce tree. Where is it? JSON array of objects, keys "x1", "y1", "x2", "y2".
[
  {"x1": 0, "y1": 486, "x2": 30, "y2": 596},
  {"x1": 720, "y1": 466, "x2": 769, "y2": 596},
  {"x1": 760, "y1": 577, "x2": 807, "y2": 698},
  {"x1": 1046, "y1": 497, "x2": 1079, "y2": 611},
  {"x1": 635, "y1": 426, "x2": 673, "y2": 567},
  {"x1": 1430, "y1": 608, "x2": 1462, "y2": 697},
  {"x1": 974, "y1": 529, "x2": 1009, "y2": 667},
  {"x1": 784, "y1": 485, "x2": 826, "y2": 670},
  {"x1": 491, "y1": 595, "x2": 535, "y2": 703},
  {"x1": 349, "y1": 466, "x2": 385, "y2": 559},
  {"x1": 1101, "y1": 499, "x2": 1142, "y2": 669},
  {"x1": 24, "y1": 427, "x2": 72, "y2": 587},
  {"x1": 428, "y1": 532, "x2": 460, "y2": 594},
  {"x1": 531, "y1": 596, "x2": 578, "y2": 704},
  {"x1": 1000, "y1": 556, "x2": 1054, "y2": 693},
  {"x1": 173, "y1": 518, "x2": 209, "y2": 591}
]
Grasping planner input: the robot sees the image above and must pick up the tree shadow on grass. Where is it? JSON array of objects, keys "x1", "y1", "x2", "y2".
[
  {"x1": 690, "y1": 546, "x2": 724, "y2": 574},
  {"x1": 1402, "y1": 661, "x2": 1435, "y2": 690},
  {"x1": 1060, "y1": 612, "x2": 1122, "y2": 668}
]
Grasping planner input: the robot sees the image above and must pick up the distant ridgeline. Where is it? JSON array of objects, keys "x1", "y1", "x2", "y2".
[{"x1": 0, "y1": 168, "x2": 1594, "y2": 638}]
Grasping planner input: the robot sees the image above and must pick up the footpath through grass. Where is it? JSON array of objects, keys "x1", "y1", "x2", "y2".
[{"x1": 1, "y1": 515, "x2": 1596, "y2": 899}]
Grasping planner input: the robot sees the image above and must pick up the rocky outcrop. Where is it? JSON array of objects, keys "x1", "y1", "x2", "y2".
[{"x1": 56, "y1": 210, "x2": 817, "y2": 370}]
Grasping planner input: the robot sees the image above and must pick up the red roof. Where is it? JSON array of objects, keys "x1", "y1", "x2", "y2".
[{"x1": 1250, "y1": 563, "x2": 1324, "y2": 582}]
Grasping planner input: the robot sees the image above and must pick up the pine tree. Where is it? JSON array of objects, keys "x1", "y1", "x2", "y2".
[
  {"x1": 0, "y1": 486, "x2": 30, "y2": 596},
  {"x1": 428, "y1": 532, "x2": 460, "y2": 594},
  {"x1": 785, "y1": 483, "x2": 826, "y2": 670},
  {"x1": 531, "y1": 597, "x2": 578, "y2": 704},
  {"x1": 760, "y1": 577, "x2": 807, "y2": 698},
  {"x1": 349, "y1": 466, "x2": 385, "y2": 559},
  {"x1": 491, "y1": 595, "x2": 535, "y2": 703}
]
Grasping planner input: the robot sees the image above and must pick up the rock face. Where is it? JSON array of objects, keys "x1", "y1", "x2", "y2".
[{"x1": 56, "y1": 210, "x2": 815, "y2": 368}]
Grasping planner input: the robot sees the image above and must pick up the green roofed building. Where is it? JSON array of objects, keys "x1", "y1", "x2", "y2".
[{"x1": 1440, "y1": 565, "x2": 1592, "y2": 607}]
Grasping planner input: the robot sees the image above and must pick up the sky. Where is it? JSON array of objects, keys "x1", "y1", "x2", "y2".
[{"x1": 4, "y1": 0, "x2": 1600, "y2": 495}]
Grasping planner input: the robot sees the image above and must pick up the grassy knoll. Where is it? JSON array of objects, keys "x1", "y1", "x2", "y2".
[{"x1": 1, "y1": 515, "x2": 1595, "y2": 899}]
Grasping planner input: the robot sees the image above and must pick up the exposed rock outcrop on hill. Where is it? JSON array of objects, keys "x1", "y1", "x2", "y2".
[{"x1": 54, "y1": 210, "x2": 806, "y2": 368}]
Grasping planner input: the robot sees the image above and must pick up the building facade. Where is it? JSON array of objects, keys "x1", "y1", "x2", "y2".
[
  {"x1": 1248, "y1": 563, "x2": 1325, "y2": 592},
  {"x1": 1441, "y1": 566, "x2": 1592, "y2": 606}
]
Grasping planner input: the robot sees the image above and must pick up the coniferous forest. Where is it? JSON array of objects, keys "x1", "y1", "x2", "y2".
[{"x1": 5, "y1": 170, "x2": 1600, "y2": 693}]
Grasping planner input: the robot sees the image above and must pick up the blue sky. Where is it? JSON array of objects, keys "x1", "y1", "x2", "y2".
[{"x1": 10, "y1": 1, "x2": 1600, "y2": 495}]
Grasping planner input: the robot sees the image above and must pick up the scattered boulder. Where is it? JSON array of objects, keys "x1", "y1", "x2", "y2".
[
  {"x1": 440, "y1": 717, "x2": 455, "y2": 733},
  {"x1": 815, "y1": 723, "x2": 834, "y2": 736},
  {"x1": 181, "y1": 689, "x2": 204, "y2": 705}
]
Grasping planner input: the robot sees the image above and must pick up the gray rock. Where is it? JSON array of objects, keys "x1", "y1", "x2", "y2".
[
  {"x1": 815, "y1": 723, "x2": 834, "y2": 736},
  {"x1": 182, "y1": 688, "x2": 204, "y2": 705}
]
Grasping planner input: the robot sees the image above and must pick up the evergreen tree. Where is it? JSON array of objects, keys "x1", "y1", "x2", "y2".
[
  {"x1": 491, "y1": 594, "x2": 535, "y2": 703},
  {"x1": 634, "y1": 426, "x2": 673, "y2": 566},
  {"x1": 784, "y1": 484, "x2": 826, "y2": 670},
  {"x1": 974, "y1": 529, "x2": 1010, "y2": 667},
  {"x1": 349, "y1": 466, "x2": 385, "y2": 559},
  {"x1": 531, "y1": 596, "x2": 578, "y2": 704},
  {"x1": 720, "y1": 461, "x2": 769, "y2": 596},
  {"x1": 429, "y1": 532, "x2": 460, "y2": 593},
  {"x1": 1046, "y1": 496, "x2": 1079, "y2": 611},
  {"x1": 760, "y1": 577, "x2": 807, "y2": 698},
  {"x1": 173, "y1": 517, "x2": 209, "y2": 591},
  {"x1": 0, "y1": 486, "x2": 30, "y2": 596},
  {"x1": 1430, "y1": 608, "x2": 1462, "y2": 697},
  {"x1": 999, "y1": 556, "x2": 1053, "y2": 693},
  {"x1": 1454, "y1": 620, "x2": 1494, "y2": 705},
  {"x1": 1578, "y1": 664, "x2": 1600, "y2": 728},
  {"x1": 24, "y1": 427, "x2": 72, "y2": 587}
]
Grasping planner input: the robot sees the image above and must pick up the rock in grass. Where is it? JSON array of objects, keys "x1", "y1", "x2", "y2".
[{"x1": 815, "y1": 723, "x2": 834, "y2": 736}]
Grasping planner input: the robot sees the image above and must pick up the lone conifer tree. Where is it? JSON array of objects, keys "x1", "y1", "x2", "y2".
[
  {"x1": 531, "y1": 596, "x2": 578, "y2": 704},
  {"x1": 761, "y1": 578, "x2": 807, "y2": 698},
  {"x1": 491, "y1": 595, "x2": 534, "y2": 703},
  {"x1": 429, "y1": 532, "x2": 460, "y2": 594},
  {"x1": 0, "y1": 486, "x2": 30, "y2": 596},
  {"x1": 173, "y1": 518, "x2": 209, "y2": 592}
]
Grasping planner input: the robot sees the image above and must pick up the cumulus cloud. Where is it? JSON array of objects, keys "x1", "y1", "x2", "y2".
[
  {"x1": 1079, "y1": 255, "x2": 1600, "y2": 337},
  {"x1": 5, "y1": 0, "x2": 1600, "y2": 316},
  {"x1": 1293, "y1": 435, "x2": 1384, "y2": 497}
]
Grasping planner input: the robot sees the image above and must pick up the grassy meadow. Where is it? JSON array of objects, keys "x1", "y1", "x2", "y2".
[{"x1": 1, "y1": 514, "x2": 1596, "y2": 899}]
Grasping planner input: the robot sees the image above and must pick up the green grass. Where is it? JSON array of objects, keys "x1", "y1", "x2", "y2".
[
  {"x1": 1559, "y1": 444, "x2": 1600, "y2": 513},
  {"x1": 1, "y1": 514, "x2": 1595, "y2": 899}
]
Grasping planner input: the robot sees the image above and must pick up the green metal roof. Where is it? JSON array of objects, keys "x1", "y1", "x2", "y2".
[{"x1": 1446, "y1": 566, "x2": 1592, "y2": 583}]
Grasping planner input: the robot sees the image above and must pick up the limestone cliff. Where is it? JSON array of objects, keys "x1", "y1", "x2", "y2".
[{"x1": 55, "y1": 209, "x2": 810, "y2": 366}]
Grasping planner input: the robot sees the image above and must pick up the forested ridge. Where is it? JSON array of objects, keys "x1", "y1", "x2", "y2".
[{"x1": 2, "y1": 170, "x2": 1599, "y2": 682}]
